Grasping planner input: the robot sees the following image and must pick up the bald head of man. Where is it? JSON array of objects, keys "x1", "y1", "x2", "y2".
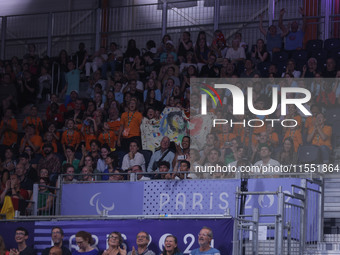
[{"x1": 49, "y1": 246, "x2": 62, "y2": 255}]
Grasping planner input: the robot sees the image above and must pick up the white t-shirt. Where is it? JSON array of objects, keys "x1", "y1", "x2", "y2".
[{"x1": 225, "y1": 47, "x2": 246, "y2": 60}]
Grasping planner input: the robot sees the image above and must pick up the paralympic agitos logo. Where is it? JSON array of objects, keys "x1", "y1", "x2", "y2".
[{"x1": 200, "y1": 84, "x2": 312, "y2": 128}]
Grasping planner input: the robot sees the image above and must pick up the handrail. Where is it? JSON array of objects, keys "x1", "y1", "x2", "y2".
[{"x1": 51, "y1": 61, "x2": 60, "y2": 95}]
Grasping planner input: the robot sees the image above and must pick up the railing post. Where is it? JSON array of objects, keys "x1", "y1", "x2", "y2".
[
  {"x1": 47, "y1": 13, "x2": 53, "y2": 57},
  {"x1": 162, "y1": 0, "x2": 168, "y2": 38},
  {"x1": 324, "y1": 0, "x2": 331, "y2": 39},
  {"x1": 95, "y1": 8, "x2": 102, "y2": 50},
  {"x1": 318, "y1": 178, "x2": 324, "y2": 242},
  {"x1": 232, "y1": 186, "x2": 239, "y2": 255},
  {"x1": 252, "y1": 208, "x2": 259, "y2": 255},
  {"x1": 300, "y1": 179, "x2": 307, "y2": 253},
  {"x1": 1, "y1": 16, "x2": 7, "y2": 60},
  {"x1": 32, "y1": 184, "x2": 39, "y2": 216},
  {"x1": 276, "y1": 186, "x2": 284, "y2": 255},
  {"x1": 268, "y1": 0, "x2": 275, "y2": 26},
  {"x1": 214, "y1": 0, "x2": 220, "y2": 31}
]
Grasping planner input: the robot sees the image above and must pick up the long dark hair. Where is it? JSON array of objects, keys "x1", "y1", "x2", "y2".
[{"x1": 161, "y1": 235, "x2": 181, "y2": 255}]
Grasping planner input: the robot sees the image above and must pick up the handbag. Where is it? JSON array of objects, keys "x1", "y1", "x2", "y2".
[{"x1": 152, "y1": 149, "x2": 170, "y2": 171}]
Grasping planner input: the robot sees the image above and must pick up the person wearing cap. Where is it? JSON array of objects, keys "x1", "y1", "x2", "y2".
[
  {"x1": 160, "y1": 40, "x2": 178, "y2": 63},
  {"x1": 61, "y1": 54, "x2": 87, "y2": 106}
]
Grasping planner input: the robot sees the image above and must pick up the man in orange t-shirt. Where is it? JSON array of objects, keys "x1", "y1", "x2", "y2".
[
  {"x1": 117, "y1": 99, "x2": 142, "y2": 150},
  {"x1": 307, "y1": 113, "x2": 332, "y2": 163}
]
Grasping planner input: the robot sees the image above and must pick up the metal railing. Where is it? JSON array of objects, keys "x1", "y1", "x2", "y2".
[
  {"x1": 29, "y1": 183, "x2": 60, "y2": 216},
  {"x1": 232, "y1": 178, "x2": 323, "y2": 255},
  {"x1": 0, "y1": 0, "x2": 338, "y2": 60}
]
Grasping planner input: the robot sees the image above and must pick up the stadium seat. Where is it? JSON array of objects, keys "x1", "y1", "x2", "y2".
[
  {"x1": 324, "y1": 38, "x2": 340, "y2": 51},
  {"x1": 325, "y1": 107, "x2": 340, "y2": 125},
  {"x1": 306, "y1": 39, "x2": 323, "y2": 53},
  {"x1": 292, "y1": 50, "x2": 308, "y2": 71},
  {"x1": 328, "y1": 48, "x2": 340, "y2": 62},
  {"x1": 256, "y1": 61, "x2": 271, "y2": 77},
  {"x1": 297, "y1": 145, "x2": 321, "y2": 164},
  {"x1": 272, "y1": 51, "x2": 288, "y2": 64},
  {"x1": 140, "y1": 149, "x2": 153, "y2": 169},
  {"x1": 276, "y1": 62, "x2": 286, "y2": 75},
  {"x1": 113, "y1": 149, "x2": 127, "y2": 168},
  {"x1": 309, "y1": 49, "x2": 327, "y2": 71}
]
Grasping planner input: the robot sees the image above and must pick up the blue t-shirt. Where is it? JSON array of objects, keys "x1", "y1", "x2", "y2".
[
  {"x1": 115, "y1": 92, "x2": 124, "y2": 104},
  {"x1": 266, "y1": 33, "x2": 282, "y2": 52},
  {"x1": 190, "y1": 248, "x2": 221, "y2": 255},
  {"x1": 65, "y1": 69, "x2": 81, "y2": 95},
  {"x1": 285, "y1": 30, "x2": 304, "y2": 51}
]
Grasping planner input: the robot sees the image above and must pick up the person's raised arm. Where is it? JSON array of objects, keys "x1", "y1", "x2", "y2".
[
  {"x1": 299, "y1": 7, "x2": 307, "y2": 33},
  {"x1": 279, "y1": 8, "x2": 289, "y2": 36},
  {"x1": 259, "y1": 14, "x2": 267, "y2": 36},
  {"x1": 78, "y1": 52, "x2": 88, "y2": 70}
]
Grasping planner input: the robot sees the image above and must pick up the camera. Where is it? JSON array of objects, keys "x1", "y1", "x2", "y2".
[{"x1": 177, "y1": 155, "x2": 187, "y2": 160}]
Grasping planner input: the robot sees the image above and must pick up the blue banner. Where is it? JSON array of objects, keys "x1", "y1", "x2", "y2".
[
  {"x1": 0, "y1": 219, "x2": 233, "y2": 255},
  {"x1": 61, "y1": 179, "x2": 305, "y2": 216},
  {"x1": 61, "y1": 182, "x2": 144, "y2": 215}
]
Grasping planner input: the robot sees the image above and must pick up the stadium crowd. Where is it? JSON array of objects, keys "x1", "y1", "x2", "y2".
[{"x1": 0, "y1": 7, "x2": 339, "y2": 215}]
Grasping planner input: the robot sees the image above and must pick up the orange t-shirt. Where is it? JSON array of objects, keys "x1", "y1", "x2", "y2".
[
  {"x1": 61, "y1": 130, "x2": 81, "y2": 147},
  {"x1": 98, "y1": 131, "x2": 117, "y2": 149},
  {"x1": 0, "y1": 118, "x2": 18, "y2": 146},
  {"x1": 283, "y1": 129, "x2": 303, "y2": 152},
  {"x1": 120, "y1": 111, "x2": 143, "y2": 138},
  {"x1": 308, "y1": 125, "x2": 332, "y2": 150},
  {"x1": 52, "y1": 132, "x2": 61, "y2": 143},
  {"x1": 23, "y1": 116, "x2": 43, "y2": 134},
  {"x1": 108, "y1": 120, "x2": 121, "y2": 135},
  {"x1": 20, "y1": 135, "x2": 43, "y2": 150},
  {"x1": 84, "y1": 134, "x2": 97, "y2": 151},
  {"x1": 240, "y1": 133, "x2": 257, "y2": 147},
  {"x1": 252, "y1": 117, "x2": 267, "y2": 134},
  {"x1": 304, "y1": 116, "x2": 316, "y2": 133},
  {"x1": 292, "y1": 115, "x2": 302, "y2": 131}
]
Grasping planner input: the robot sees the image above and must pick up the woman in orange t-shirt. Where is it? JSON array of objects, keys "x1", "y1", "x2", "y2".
[
  {"x1": 98, "y1": 122, "x2": 117, "y2": 150},
  {"x1": 81, "y1": 117, "x2": 98, "y2": 152},
  {"x1": 61, "y1": 119, "x2": 81, "y2": 152}
]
